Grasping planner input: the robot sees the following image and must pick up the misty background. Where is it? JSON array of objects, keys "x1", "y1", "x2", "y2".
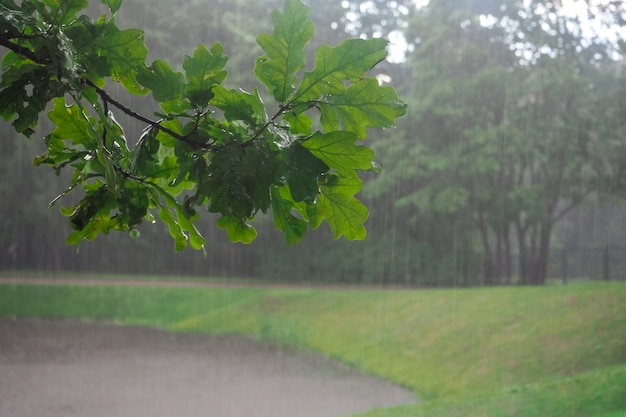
[{"x1": 1, "y1": 0, "x2": 625, "y2": 286}]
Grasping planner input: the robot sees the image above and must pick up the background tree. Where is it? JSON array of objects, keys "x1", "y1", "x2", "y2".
[
  {"x1": 2, "y1": 0, "x2": 624, "y2": 286},
  {"x1": 368, "y1": 0, "x2": 626, "y2": 285}
]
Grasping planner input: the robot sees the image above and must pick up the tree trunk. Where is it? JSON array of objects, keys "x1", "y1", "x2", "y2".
[
  {"x1": 517, "y1": 220, "x2": 552, "y2": 285},
  {"x1": 532, "y1": 223, "x2": 552, "y2": 285},
  {"x1": 515, "y1": 219, "x2": 528, "y2": 285},
  {"x1": 477, "y1": 208, "x2": 494, "y2": 285},
  {"x1": 494, "y1": 227, "x2": 503, "y2": 285},
  {"x1": 503, "y1": 226, "x2": 512, "y2": 285}
]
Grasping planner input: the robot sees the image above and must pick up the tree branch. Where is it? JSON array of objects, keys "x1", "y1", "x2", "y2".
[
  {"x1": 0, "y1": 37, "x2": 211, "y2": 151},
  {"x1": 81, "y1": 79, "x2": 203, "y2": 149},
  {"x1": 0, "y1": 36, "x2": 47, "y2": 63}
]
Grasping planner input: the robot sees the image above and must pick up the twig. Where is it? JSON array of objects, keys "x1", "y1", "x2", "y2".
[
  {"x1": 0, "y1": 37, "x2": 211, "y2": 151},
  {"x1": 0, "y1": 36, "x2": 46, "y2": 63},
  {"x1": 82, "y1": 80, "x2": 206, "y2": 149}
]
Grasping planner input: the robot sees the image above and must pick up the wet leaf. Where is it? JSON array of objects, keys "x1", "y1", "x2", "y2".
[
  {"x1": 217, "y1": 216, "x2": 257, "y2": 244},
  {"x1": 318, "y1": 77, "x2": 407, "y2": 138},
  {"x1": 137, "y1": 59, "x2": 184, "y2": 102},
  {"x1": 307, "y1": 174, "x2": 368, "y2": 240},
  {"x1": 302, "y1": 131, "x2": 374, "y2": 176},
  {"x1": 48, "y1": 97, "x2": 97, "y2": 147},
  {"x1": 294, "y1": 38, "x2": 388, "y2": 102},
  {"x1": 211, "y1": 86, "x2": 266, "y2": 125},
  {"x1": 271, "y1": 186, "x2": 308, "y2": 244},
  {"x1": 183, "y1": 43, "x2": 228, "y2": 107},
  {"x1": 254, "y1": 0, "x2": 314, "y2": 102},
  {"x1": 93, "y1": 23, "x2": 149, "y2": 95},
  {"x1": 158, "y1": 206, "x2": 188, "y2": 252},
  {"x1": 279, "y1": 142, "x2": 328, "y2": 203}
]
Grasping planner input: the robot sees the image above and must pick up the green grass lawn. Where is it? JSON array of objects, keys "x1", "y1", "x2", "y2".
[{"x1": 0, "y1": 280, "x2": 624, "y2": 417}]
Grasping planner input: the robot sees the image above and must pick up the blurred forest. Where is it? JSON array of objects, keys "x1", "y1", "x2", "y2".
[{"x1": 1, "y1": 0, "x2": 625, "y2": 285}]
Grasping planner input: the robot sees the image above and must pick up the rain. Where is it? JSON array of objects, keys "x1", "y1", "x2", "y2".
[{"x1": 1, "y1": 1, "x2": 625, "y2": 416}]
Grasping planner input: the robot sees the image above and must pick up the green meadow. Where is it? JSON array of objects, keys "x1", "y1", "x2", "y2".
[{"x1": 0, "y1": 280, "x2": 624, "y2": 417}]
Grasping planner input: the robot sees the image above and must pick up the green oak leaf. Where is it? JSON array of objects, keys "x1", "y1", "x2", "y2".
[
  {"x1": 254, "y1": 0, "x2": 314, "y2": 102},
  {"x1": 238, "y1": 143, "x2": 278, "y2": 214},
  {"x1": 93, "y1": 19, "x2": 149, "y2": 95},
  {"x1": 100, "y1": 0, "x2": 122, "y2": 14},
  {"x1": 155, "y1": 118, "x2": 184, "y2": 147},
  {"x1": 217, "y1": 216, "x2": 257, "y2": 244},
  {"x1": 131, "y1": 127, "x2": 160, "y2": 177},
  {"x1": 0, "y1": 55, "x2": 64, "y2": 135},
  {"x1": 0, "y1": 52, "x2": 31, "y2": 78},
  {"x1": 178, "y1": 212, "x2": 206, "y2": 251},
  {"x1": 283, "y1": 107, "x2": 313, "y2": 135},
  {"x1": 66, "y1": 185, "x2": 117, "y2": 231},
  {"x1": 48, "y1": 97, "x2": 97, "y2": 147},
  {"x1": 158, "y1": 205, "x2": 188, "y2": 251},
  {"x1": 301, "y1": 131, "x2": 374, "y2": 176},
  {"x1": 137, "y1": 59, "x2": 184, "y2": 102},
  {"x1": 211, "y1": 85, "x2": 266, "y2": 125},
  {"x1": 171, "y1": 140, "x2": 204, "y2": 187},
  {"x1": 40, "y1": 0, "x2": 88, "y2": 25},
  {"x1": 97, "y1": 147, "x2": 122, "y2": 196},
  {"x1": 318, "y1": 77, "x2": 407, "y2": 138},
  {"x1": 183, "y1": 43, "x2": 228, "y2": 107},
  {"x1": 293, "y1": 38, "x2": 388, "y2": 102},
  {"x1": 153, "y1": 152, "x2": 184, "y2": 189},
  {"x1": 203, "y1": 144, "x2": 254, "y2": 218},
  {"x1": 105, "y1": 111, "x2": 130, "y2": 161},
  {"x1": 203, "y1": 142, "x2": 277, "y2": 218},
  {"x1": 64, "y1": 17, "x2": 113, "y2": 84},
  {"x1": 158, "y1": 188, "x2": 206, "y2": 251},
  {"x1": 117, "y1": 180, "x2": 150, "y2": 227},
  {"x1": 279, "y1": 142, "x2": 328, "y2": 203},
  {"x1": 65, "y1": 211, "x2": 121, "y2": 245},
  {"x1": 0, "y1": 4, "x2": 37, "y2": 33},
  {"x1": 56, "y1": 28, "x2": 81, "y2": 78},
  {"x1": 159, "y1": 98, "x2": 194, "y2": 115},
  {"x1": 307, "y1": 174, "x2": 368, "y2": 240},
  {"x1": 271, "y1": 186, "x2": 308, "y2": 244},
  {"x1": 0, "y1": 80, "x2": 36, "y2": 135}
]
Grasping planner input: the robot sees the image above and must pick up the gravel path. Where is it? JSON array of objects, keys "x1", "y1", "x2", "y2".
[
  {"x1": 0, "y1": 276, "x2": 413, "y2": 290},
  {"x1": 0, "y1": 318, "x2": 415, "y2": 417}
]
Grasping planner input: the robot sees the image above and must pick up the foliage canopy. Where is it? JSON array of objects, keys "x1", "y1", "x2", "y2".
[
  {"x1": 365, "y1": 0, "x2": 626, "y2": 285},
  {"x1": 0, "y1": 0, "x2": 406, "y2": 249}
]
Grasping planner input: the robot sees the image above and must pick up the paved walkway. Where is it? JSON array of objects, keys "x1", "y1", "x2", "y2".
[
  {"x1": 0, "y1": 304, "x2": 416, "y2": 417},
  {"x1": 0, "y1": 276, "x2": 412, "y2": 290}
]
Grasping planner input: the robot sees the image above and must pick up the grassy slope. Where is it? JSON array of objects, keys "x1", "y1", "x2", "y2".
[{"x1": 0, "y1": 281, "x2": 624, "y2": 417}]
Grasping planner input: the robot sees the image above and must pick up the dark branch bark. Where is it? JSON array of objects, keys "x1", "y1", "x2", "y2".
[
  {"x1": 0, "y1": 37, "x2": 210, "y2": 151},
  {"x1": 81, "y1": 79, "x2": 202, "y2": 148},
  {"x1": 0, "y1": 36, "x2": 46, "y2": 63}
]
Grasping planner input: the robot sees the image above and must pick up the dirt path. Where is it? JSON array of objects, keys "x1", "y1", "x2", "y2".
[
  {"x1": 0, "y1": 276, "x2": 412, "y2": 290},
  {"x1": 0, "y1": 282, "x2": 417, "y2": 417}
]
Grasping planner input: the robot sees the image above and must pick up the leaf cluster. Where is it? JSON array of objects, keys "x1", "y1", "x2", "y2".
[{"x1": 0, "y1": 0, "x2": 406, "y2": 249}]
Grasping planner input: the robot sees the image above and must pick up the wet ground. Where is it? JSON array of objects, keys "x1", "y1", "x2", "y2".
[{"x1": 0, "y1": 318, "x2": 416, "y2": 417}]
